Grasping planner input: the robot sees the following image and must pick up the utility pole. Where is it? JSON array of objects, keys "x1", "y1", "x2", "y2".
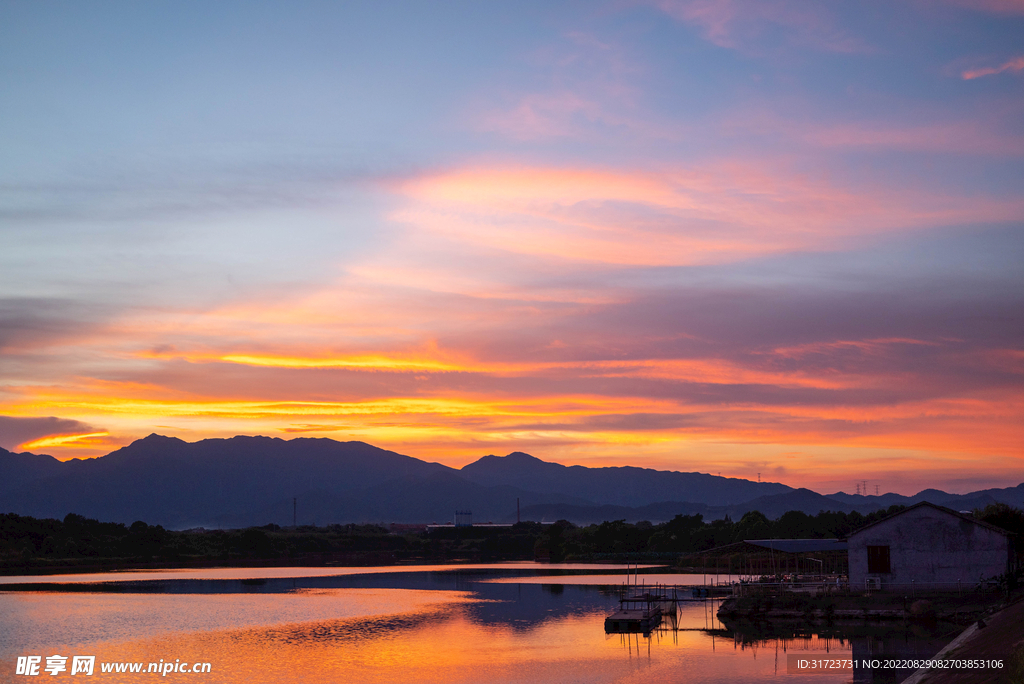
[{"x1": 293, "y1": 497, "x2": 297, "y2": 528}]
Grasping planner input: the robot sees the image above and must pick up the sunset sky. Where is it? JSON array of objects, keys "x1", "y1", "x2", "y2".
[{"x1": 1, "y1": 1, "x2": 1022, "y2": 495}]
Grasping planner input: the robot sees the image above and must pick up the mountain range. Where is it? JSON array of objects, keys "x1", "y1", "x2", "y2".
[{"x1": 1, "y1": 434, "x2": 1021, "y2": 529}]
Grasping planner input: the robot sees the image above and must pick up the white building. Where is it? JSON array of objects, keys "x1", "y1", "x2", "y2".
[{"x1": 847, "y1": 502, "x2": 1014, "y2": 591}]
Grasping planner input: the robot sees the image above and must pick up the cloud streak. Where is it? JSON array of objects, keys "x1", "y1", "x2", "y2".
[
  {"x1": 391, "y1": 162, "x2": 1024, "y2": 266},
  {"x1": 962, "y1": 55, "x2": 1024, "y2": 79},
  {"x1": 4, "y1": 244, "x2": 1019, "y2": 488},
  {"x1": 651, "y1": 0, "x2": 873, "y2": 54},
  {"x1": 0, "y1": 415, "x2": 103, "y2": 452}
]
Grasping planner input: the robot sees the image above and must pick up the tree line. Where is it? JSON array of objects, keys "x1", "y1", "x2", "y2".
[
  {"x1": 0, "y1": 514, "x2": 410, "y2": 569},
  {"x1": 533, "y1": 503, "x2": 1023, "y2": 561},
  {"x1": 2, "y1": 503, "x2": 1020, "y2": 570}
]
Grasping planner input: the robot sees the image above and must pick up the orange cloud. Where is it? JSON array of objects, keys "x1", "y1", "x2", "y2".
[
  {"x1": 19, "y1": 431, "x2": 111, "y2": 451},
  {"x1": 131, "y1": 343, "x2": 882, "y2": 393},
  {"x1": 7, "y1": 351, "x2": 1020, "y2": 459},
  {"x1": 6, "y1": 364, "x2": 1021, "y2": 491},
  {"x1": 216, "y1": 353, "x2": 463, "y2": 373}
]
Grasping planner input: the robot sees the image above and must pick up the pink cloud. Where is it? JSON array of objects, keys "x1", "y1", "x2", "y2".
[
  {"x1": 651, "y1": 0, "x2": 873, "y2": 54},
  {"x1": 390, "y1": 162, "x2": 1024, "y2": 267},
  {"x1": 472, "y1": 30, "x2": 658, "y2": 142},
  {"x1": 962, "y1": 55, "x2": 1024, "y2": 80},
  {"x1": 770, "y1": 338, "x2": 943, "y2": 360}
]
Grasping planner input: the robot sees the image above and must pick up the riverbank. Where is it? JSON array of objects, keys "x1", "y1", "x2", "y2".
[
  {"x1": 900, "y1": 596, "x2": 1024, "y2": 684},
  {"x1": 718, "y1": 588, "x2": 1017, "y2": 624},
  {"x1": 0, "y1": 551, "x2": 415, "y2": 576}
]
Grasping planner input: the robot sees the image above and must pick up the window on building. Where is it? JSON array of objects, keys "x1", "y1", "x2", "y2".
[{"x1": 867, "y1": 545, "x2": 891, "y2": 574}]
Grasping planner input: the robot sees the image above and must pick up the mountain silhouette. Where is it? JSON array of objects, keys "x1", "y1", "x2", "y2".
[
  {"x1": 1, "y1": 435, "x2": 1020, "y2": 528},
  {"x1": 460, "y1": 452, "x2": 790, "y2": 506}
]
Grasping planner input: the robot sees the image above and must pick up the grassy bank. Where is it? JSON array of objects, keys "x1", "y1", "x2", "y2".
[{"x1": 718, "y1": 587, "x2": 1020, "y2": 624}]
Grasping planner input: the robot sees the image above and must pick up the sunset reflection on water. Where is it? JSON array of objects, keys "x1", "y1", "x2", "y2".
[{"x1": 1, "y1": 566, "x2": 853, "y2": 684}]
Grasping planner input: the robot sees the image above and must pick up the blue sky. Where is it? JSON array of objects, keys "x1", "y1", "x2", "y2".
[{"x1": 1, "y1": 0, "x2": 1022, "y2": 495}]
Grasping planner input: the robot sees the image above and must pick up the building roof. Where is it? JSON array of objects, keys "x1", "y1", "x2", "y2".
[
  {"x1": 743, "y1": 539, "x2": 848, "y2": 554},
  {"x1": 425, "y1": 523, "x2": 514, "y2": 529},
  {"x1": 846, "y1": 501, "x2": 1012, "y2": 539},
  {"x1": 695, "y1": 538, "x2": 848, "y2": 555}
]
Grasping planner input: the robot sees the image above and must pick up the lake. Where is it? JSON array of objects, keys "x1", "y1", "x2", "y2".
[{"x1": 0, "y1": 563, "x2": 947, "y2": 683}]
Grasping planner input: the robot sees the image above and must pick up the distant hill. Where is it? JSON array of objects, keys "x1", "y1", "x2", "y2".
[
  {"x1": 0, "y1": 447, "x2": 65, "y2": 485},
  {"x1": 1, "y1": 435, "x2": 1019, "y2": 528},
  {"x1": 825, "y1": 485, "x2": 1024, "y2": 512},
  {"x1": 517, "y1": 486, "x2": 1024, "y2": 525},
  {"x1": 459, "y1": 451, "x2": 791, "y2": 506}
]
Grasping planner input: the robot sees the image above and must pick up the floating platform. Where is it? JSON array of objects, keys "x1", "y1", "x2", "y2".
[
  {"x1": 605, "y1": 584, "x2": 678, "y2": 634},
  {"x1": 604, "y1": 606, "x2": 662, "y2": 633}
]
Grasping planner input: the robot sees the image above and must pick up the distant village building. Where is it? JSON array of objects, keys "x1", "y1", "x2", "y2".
[
  {"x1": 847, "y1": 502, "x2": 1014, "y2": 590},
  {"x1": 454, "y1": 510, "x2": 473, "y2": 527}
]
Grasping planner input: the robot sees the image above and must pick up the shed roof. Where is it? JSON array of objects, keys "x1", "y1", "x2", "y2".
[
  {"x1": 846, "y1": 501, "x2": 1012, "y2": 539},
  {"x1": 743, "y1": 539, "x2": 848, "y2": 554},
  {"x1": 695, "y1": 538, "x2": 848, "y2": 555}
]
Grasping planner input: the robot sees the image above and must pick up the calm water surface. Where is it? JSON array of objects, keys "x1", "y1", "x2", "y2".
[{"x1": 0, "y1": 564, "x2": 888, "y2": 683}]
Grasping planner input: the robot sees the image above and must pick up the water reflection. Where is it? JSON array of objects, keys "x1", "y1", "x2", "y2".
[
  {"x1": 1, "y1": 565, "x2": 958, "y2": 684},
  {"x1": 719, "y1": 614, "x2": 961, "y2": 684},
  {"x1": 0, "y1": 563, "x2": 646, "y2": 586}
]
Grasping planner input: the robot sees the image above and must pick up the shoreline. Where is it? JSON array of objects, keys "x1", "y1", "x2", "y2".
[
  {"x1": 0, "y1": 552, "x2": 690, "y2": 578},
  {"x1": 900, "y1": 595, "x2": 1024, "y2": 684},
  {"x1": 717, "y1": 587, "x2": 1019, "y2": 625}
]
